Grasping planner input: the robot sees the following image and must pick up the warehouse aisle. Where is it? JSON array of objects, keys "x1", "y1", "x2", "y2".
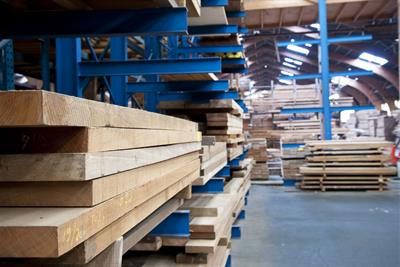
[{"x1": 232, "y1": 184, "x2": 400, "y2": 267}]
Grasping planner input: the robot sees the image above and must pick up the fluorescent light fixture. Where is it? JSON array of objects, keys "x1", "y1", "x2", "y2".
[
  {"x1": 264, "y1": 65, "x2": 268, "y2": 69},
  {"x1": 290, "y1": 38, "x2": 295, "y2": 42},
  {"x1": 310, "y1": 23, "x2": 320, "y2": 30},
  {"x1": 305, "y1": 43, "x2": 312, "y2": 47},
  {"x1": 280, "y1": 70, "x2": 294, "y2": 76},
  {"x1": 287, "y1": 44, "x2": 310, "y2": 55},
  {"x1": 278, "y1": 79, "x2": 292, "y2": 85},
  {"x1": 283, "y1": 62, "x2": 297, "y2": 69},
  {"x1": 284, "y1": 57, "x2": 303, "y2": 66},
  {"x1": 359, "y1": 52, "x2": 388, "y2": 66}
]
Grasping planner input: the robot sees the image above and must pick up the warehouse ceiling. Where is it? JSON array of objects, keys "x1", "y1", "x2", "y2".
[{"x1": 232, "y1": 0, "x2": 399, "y2": 109}]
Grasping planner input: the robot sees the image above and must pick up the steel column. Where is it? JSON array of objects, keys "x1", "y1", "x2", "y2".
[
  {"x1": 56, "y1": 38, "x2": 81, "y2": 96},
  {"x1": 319, "y1": 0, "x2": 332, "y2": 140},
  {"x1": 0, "y1": 40, "x2": 14, "y2": 90},
  {"x1": 40, "y1": 38, "x2": 51, "y2": 90},
  {"x1": 110, "y1": 37, "x2": 128, "y2": 106}
]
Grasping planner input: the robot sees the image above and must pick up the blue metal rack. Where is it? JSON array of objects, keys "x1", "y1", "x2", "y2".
[
  {"x1": 277, "y1": 0, "x2": 374, "y2": 140},
  {"x1": 0, "y1": 39, "x2": 13, "y2": 90}
]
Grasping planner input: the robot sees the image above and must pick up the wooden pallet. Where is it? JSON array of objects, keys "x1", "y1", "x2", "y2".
[{"x1": 299, "y1": 140, "x2": 396, "y2": 191}]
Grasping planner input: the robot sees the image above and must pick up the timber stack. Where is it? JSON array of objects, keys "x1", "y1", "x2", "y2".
[
  {"x1": 248, "y1": 138, "x2": 269, "y2": 180},
  {"x1": 0, "y1": 90, "x2": 202, "y2": 265},
  {"x1": 119, "y1": 162, "x2": 250, "y2": 266},
  {"x1": 299, "y1": 140, "x2": 397, "y2": 191}
]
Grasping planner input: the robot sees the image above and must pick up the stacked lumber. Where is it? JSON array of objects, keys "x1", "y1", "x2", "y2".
[
  {"x1": 120, "y1": 165, "x2": 251, "y2": 267},
  {"x1": 299, "y1": 140, "x2": 396, "y2": 191},
  {"x1": 231, "y1": 158, "x2": 254, "y2": 179},
  {"x1": 267, "y1": 148, "x2": 282, "y2": 176},
  {"x1": 0, "y1": 90, "x2": 202, "y2": 265},
  {"x1": 247, "y1": 138, "x2": 269, "y2": 180},
  {"x1": 206, "y1": 113, "x2": 244, "y2": 161},
  {"x1": 195, "y1": 141, "x2": 227, "y2": 186}
]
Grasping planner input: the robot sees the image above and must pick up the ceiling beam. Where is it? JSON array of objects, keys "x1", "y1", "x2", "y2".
[{"x1": 244, "y1": 0, "x2": 378, "y2": 11}]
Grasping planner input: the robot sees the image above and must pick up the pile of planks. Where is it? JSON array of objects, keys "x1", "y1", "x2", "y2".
[
  {"x1": 231, "y1": 158, "x2": 254, "y2": 180},
  {"x1": 120, "y1": 164, "x2": 251, "y2": 266},
  {"x1": 248, "y1": 138, "x2": 269, "y2": 180},
  {"x1": 299, "y1": 140, "x2": 397, "y2": 191},
  {"x1": 207, "y1": 113, "x2": 244, "y2": 161},
  {"x1": 196, "y1": 139, "x2": 227, "y2": 186},
  {"x1": 159, "y1": 99, "x2": 244, "y2": 162},
  {"x1": 0, "y1": 90, "x2": 202, "y2": 265}
]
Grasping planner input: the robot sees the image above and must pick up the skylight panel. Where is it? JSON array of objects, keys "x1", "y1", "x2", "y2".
[
  {"x1": 282, "y1": 62, "x2": 297, "y2": 69},
  {"x1": 284, "y1": 57, "x2": 303, "y2": 66},
  {"x1": 359, "y1": 52, "x2": 388, "y2": 66},
  {"x1": 287, "y1": 44, "x2": 310, "y2": 55}
]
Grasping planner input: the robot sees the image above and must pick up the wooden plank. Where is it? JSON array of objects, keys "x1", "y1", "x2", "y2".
[
  {"x1": 158, "y1": 99, "x2": 243, "y2": 116},
  {"x1": 0, "y1": 152, "x2": 198, "y2": 206},
  {"x1": 206, "y1": 127, "x2": 243, "y2": 135},
  {"x1": 0, "y1": 142, "x2": 201, "y2": 181},
  {"x1": 122, "y1": 198, "x2": 183, "y2": 253},
  {"x1": 0, "y1": 166, "x2": 200, "y2": 258},
  {"x1": 307, "y1": 154, "x2": 390, "y2": 162},
  {"x1": 0, "y1": 90, "x2": 197, "y2": 131},
  {"x1": 0, "y1": 127, "x2": 201, "y2": 153},
  {"x1": 201, "y1": 136, "x2": 216, "y2": 146},
  {"x1": 300, "y1": 166, "x2": 397, "y2": 175},
  {"x1": 130, "y1": 236, "x2": 162, "y2": 251},
  {"x1": 306, "y1": 140, "x2": 393, "y2": 150}
]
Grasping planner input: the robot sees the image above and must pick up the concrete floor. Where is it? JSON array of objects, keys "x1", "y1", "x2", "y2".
[{"x1": 232, "y1": 184, "x2": 400, "y2": 267}]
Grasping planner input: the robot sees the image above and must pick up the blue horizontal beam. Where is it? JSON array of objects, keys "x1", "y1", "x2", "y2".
[
  {"x1": 216, "y1": 165, "x2": 230, "y2": 177},
  {"x1": 0, "y1": 8, "x2": 188, "y2": 38},
  {"x1": 222, "y1": 58, "x2": 246, "y2": 65},
  {"x1": 239, "y1": 26, "x2": 249, "y2": 34},
  {"x1": 150, "y1": 210, "x2": 190, "y2": 237},
  {"x1": 231, "y1": 225, "x2": 241, "y2": 239},
  {"x1": 158, "y1": 91, "x2": 239, "y2": 101},
  {"x1": 280, "y1": 107, "x2": 323, "y2": 113},
  {"x1": 331, "y1": 105, "x2": 375, "y2": 112},
  {"x1": 226, "y1": 11, "x2": 247, "y2": 18},
  {"x1": 282, "y1": 143, "x2": 305, "y2": 149},
  {"x1": 192, "y1": 178, "x2": 225, "y2": 193},
  {"x1": 238, "y1": 210, "x2": 246, "y2": 220},
  {"x1": 79, "y1": 58, "x2": 221, "y2": 76},
  {"x1": 279, "y1": 70, "x2": 373, "y2": 80},
  {"x1": 188, "y1": 25, "x2": 239, "y2": 35},
  {"x1": 126, "y1": 80, "x2": 229, "y2": 93},
  {"x1": 280, "y1": 105, "x2": 376, "y2": 114},
  {"x1": 277, "y1": 35, "x2": 373, "y2": 47},
  {"x1": 202, "y1": 0, "x2": 229, "y2": 6},
  {"x1": 175, "y1": 45, "x2": 243, "y2": 54}
]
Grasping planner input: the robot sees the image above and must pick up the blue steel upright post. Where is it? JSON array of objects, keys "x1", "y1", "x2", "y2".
[
  {"x1": 318, "y1": 0, "x2": 332, "y2": 140},
  {"x1": 110, "y1": 37, "x2": 128, "y2": 106}
]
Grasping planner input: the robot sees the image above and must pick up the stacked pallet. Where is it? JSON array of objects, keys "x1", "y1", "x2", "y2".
[
  {"x1": 248, "y1": 138, "x2": 269, "y2": 180},
  {"x1": 299, "y1": 140, "x2": 396, "y2": 191},
  {"x1": 207, "y1": 113, "x2": 244, "y2": 161},
  {"x1": 196, "y1": 140, "x2": 227, "y2": 186},
  {"x1": 121, "y1": 166, "x2": 251, "y2": 266},
  {"x1": 0, "y1": 90, "x2": 202, "y2": 265}
]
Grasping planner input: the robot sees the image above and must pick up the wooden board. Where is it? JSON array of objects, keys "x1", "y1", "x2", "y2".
[
  {"x1": 0, "y1": 127, "x2": 201, "y2": 153},
  {"x1": 307, "y1": 140, "x2": 393, "y2": 150},
  {"x1": 300, "y1": 166, "x2": 397, "y2": 175},
  {"x1": 0, "y1": 152, "x2": 198, "y2": 206},
  {"x1": 307, "y1": 154, "x2": 390, "y2": 162},
  {"x1": 188, "y1": 7, "x2": 228, "y2": 26},
  {"x1": 206, "y1": 127, "x2": 243, "y2": 135},
  {"x1": 0, "y1": 142, "x2": 200, "y2": 181},
  {"x1": 0, "y1": 90, "x2": 197, "y2": 131},
  {"x1": 158, "y1": 99, "x2": 243, "y2": 116},
  {"x1": 0, "y1": 166, "x2": 200, "y2": 258}
]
